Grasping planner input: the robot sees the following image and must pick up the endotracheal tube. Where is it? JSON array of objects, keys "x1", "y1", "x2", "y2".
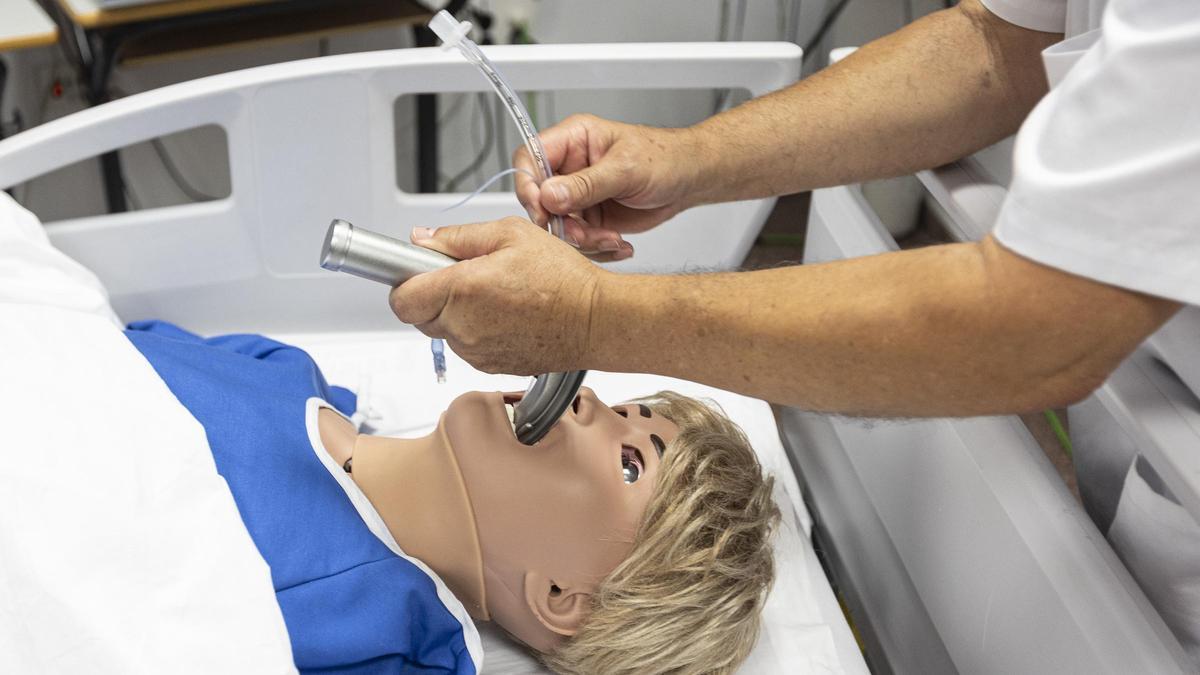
[
  {"x1": 426, "y1": 10, "x2": 570, "y2": 384},
  {"x1": 428, "y1": 10, "x2": 567, "y2": 241}
]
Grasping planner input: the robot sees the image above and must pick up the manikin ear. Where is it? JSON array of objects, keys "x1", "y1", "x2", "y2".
[{"x1": 522, "y1": 571, "x2": 593, "y2": 637}]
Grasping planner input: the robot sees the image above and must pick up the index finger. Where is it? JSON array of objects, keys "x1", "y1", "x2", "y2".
[
  {"x1": 513, "y1": 122, "x2": 582, "y2": 222},
  {"x1": 513, "y1": 146, "x2": 548, "y2": 226}
]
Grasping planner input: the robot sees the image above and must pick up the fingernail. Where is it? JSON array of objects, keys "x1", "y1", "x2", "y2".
[
  {"x1": 412, "y1": 226, "x2": 434, "y2": 241},
  {"x1": 598, "y1": 239, "x2": 622, "y2": 252},
  {"x1": 567, "y1": 233, "x2": 581, "y2": 247},
  {"x1": 613, "y1": 247, "x2": 634, "y2": 261}
]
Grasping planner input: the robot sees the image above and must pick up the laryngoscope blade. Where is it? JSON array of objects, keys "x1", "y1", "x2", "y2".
[{"x1": 319, "y1": 219, "x2": 586, "y2": 445}]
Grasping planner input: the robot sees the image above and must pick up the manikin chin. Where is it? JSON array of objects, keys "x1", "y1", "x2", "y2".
[{"x1": 318, "y1": 387, "x2": 678, "y2": 652}]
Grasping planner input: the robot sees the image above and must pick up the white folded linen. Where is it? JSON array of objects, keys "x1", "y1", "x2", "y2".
[{"x1": 0, "y1": 194, "x2": 295, "y2": 674}]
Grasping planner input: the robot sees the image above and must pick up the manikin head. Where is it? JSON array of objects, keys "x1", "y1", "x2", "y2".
[
  {"x1": 442, "y1": 387, "x2": 780, "y2": 674},
  {"x1": 442, "y1": 387, "x2": 678, "y2": 649},
  {"x1": 340, "y1": 386, "x2": 777, "y2": 673}
]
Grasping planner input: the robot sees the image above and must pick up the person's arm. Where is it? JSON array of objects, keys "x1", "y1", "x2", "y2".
[
  {"x1": 687, "y1": 0, "x2": 1058, "y2": 202},
  {"x1": 517, "y1": 0, "x2": 1060, "y2": 250},
  {"x1": 591, "y1": 236, "x2": 1179, "y2": 416},
  {"x1": 392, "y1": 221, "x2": 1179, "y2": 417}
]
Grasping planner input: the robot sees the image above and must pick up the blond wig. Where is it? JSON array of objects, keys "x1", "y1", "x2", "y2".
[{"x1": 545, "y1": 391, "x2": 780, "y2": 675}]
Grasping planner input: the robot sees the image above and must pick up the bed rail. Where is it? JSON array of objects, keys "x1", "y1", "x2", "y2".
[{"x1": 0, "y1": 43, "x2": 800, "y2": 333}]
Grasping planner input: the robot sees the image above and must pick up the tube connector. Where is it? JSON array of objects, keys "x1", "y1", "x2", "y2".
[{"x1": 429, "y1": 10, "x2": 472, "y2": 49}]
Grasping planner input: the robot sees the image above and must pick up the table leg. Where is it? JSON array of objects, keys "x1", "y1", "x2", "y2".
[{"x1": 79, "y1": 26, "x2": 128, "y2": 213}]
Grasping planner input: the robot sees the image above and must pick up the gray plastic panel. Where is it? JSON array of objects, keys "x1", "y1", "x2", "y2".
[
  {"x1": 1091, "y1": 339, "x2": 1200, "y2": 530},
  {"x1": 779, "y1": 184, "x2": 1190, "y2": 674}
]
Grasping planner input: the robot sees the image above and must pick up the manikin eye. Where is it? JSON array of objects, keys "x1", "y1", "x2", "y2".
[{"x1": 621, "y1": 445, "x2": 644, "y2": 484}]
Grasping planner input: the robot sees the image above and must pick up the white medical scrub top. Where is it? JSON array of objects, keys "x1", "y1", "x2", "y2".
[
  {"x1": 979, "y1": 0, "x2": 1105, "y2": 38},
  {"x1": 981, "y1": 0, "x2": 1200, "y2": 664},
  {"x1": 983, "y1": 0, "x2": 1200, "y2": 306}
]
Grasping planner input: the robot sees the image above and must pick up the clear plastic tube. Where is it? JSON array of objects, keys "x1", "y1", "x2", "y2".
[{"x1": 430, "y1": 11, "x2": 567, "y2": 241}]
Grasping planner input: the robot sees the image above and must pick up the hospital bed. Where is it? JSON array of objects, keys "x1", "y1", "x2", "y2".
[
  {"x1": 782, "y1": 129, "x2": 1198, "y2": 671},
  {"x1": 0, "y1": 42, "x2": 867, "y2": 673}
]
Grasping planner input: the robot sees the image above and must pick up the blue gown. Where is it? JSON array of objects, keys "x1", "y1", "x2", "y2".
[{"x1": 125, "y1": 320, "x2": 478, "y2": 674}]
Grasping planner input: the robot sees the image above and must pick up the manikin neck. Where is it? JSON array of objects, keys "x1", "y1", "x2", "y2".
[{"x1": 322, "y1": 411, "x2": 488, "y2": 620}]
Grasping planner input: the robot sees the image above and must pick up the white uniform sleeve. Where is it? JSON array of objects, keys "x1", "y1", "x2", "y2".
[
  {"x1": 979, "y1": 0, "x2": 1068, "y2": 32},
  {"x1": 992, "y1": 1, "x2": 1200, "y2": 306}
]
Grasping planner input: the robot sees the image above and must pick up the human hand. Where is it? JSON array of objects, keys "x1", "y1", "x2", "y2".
[
  {"x1": 514, "y1": 114, "x2": 702, "y2": 262},
  {"x1": 389, "y1": 217, "x2": 604, "y2": 375}
]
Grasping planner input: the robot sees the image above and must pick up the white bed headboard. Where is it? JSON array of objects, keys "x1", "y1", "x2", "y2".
[{"x1": 0, "y1": 43, "x2": 800, "y2": 334}]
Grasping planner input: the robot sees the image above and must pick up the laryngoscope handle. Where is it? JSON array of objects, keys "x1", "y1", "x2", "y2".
[{"x1": 321, "y1": 219, "x2": 456, "y2": 285}]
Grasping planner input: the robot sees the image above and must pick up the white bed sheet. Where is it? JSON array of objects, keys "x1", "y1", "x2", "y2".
[
  {"x1": 285, "y1": 331, "x2": 867, "y2": 675},
  {"x1": 0, "y1": 194, "x2": 296, "y2": 674},
  {"x1": 0, "y1": 186, "x2": 864, "y2": 673}
]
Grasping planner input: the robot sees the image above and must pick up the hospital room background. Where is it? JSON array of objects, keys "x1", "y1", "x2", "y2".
[
  {"x1": 3, "y1": 1, "x2": 1195, "y2": 673},
  {"x1": 1, "y1": 0, "x2": 934, "y2": 223}
]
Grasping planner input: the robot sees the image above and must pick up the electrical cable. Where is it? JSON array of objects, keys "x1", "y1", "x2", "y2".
[
  {"x1": 802, "y1": 0, "x2": 855, "y2": 66},
  {"x1": 122, "y1": 180, "x2": 140, "y2": 210},
  {"x1": 119, "y1": 148, "x2": 141, "y2": 211},
  {"x1": 1044, "y1": 410, "x2": 1073, "y2": 458},
  {"x1": 788, "y1": 0, "x2": 804, "y2": 45},
  {"x1": 713, "y1": 0, "x2": 748, "y2": 114},
  {"x1": 438, "y1": 92, "x2": 469, "y2": 125},
  {"x1": 444, "y1": 92, "x2": 496, "y2": 191},
  {"x1": 395, "y1": 91, "x2": 471, "y2": 154},
  {"x1": 731, "y1": 0, "x2": 747, "y2": 43},
  {"x1": 440, "y1": 167, "x2": 535, "y2": 211},
  {"x1": 108, "y1": 85, "x2": 219, "y2": 203},
  {"x1": 150, "y1": 137, "x2": 219, "y2": 202}
]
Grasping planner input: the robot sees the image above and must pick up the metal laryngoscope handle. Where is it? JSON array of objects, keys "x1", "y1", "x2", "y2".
[{"x1": 320, "y1": 219, "x2": 586, "y2": 445}]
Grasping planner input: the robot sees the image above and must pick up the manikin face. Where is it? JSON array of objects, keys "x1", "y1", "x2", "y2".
[{"x1": 442, "y1": 387, "x2": 679, "y2": 652}]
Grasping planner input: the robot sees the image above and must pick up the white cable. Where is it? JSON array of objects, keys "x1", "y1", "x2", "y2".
[{"x1": 439, "y1": 167, "x2": 536, "y2": 212}]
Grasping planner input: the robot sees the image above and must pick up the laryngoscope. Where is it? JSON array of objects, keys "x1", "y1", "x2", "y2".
[
  {"x1": 319, "y1": 10, "x2": 587, "y2": 445},
  {"x1": 320, "y1": 220, "x2": 587, "y2": 446}
]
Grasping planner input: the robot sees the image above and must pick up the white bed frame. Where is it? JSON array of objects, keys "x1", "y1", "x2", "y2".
[
  {"x1": 0, "y1": 42, "x2": 796, "y2": 335},
  {"x1": 2, "y1": 42, "x2": 878, "y2": 674},
  {"x1": 783, "y1": 158, "x2": 1195, "y2": 673}
]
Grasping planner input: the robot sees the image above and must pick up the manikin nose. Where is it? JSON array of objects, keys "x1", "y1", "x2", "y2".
[
  {"x1": 572, "y1": 387, "x2": 605, "y2": 415},
  {"x1": 556, "y1": 388, "x2": 599, "y2": 426}
]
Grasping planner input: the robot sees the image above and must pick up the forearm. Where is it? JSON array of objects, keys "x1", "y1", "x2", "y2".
[
  {"x1": 587, "y1": 238, "x2": 1177, "y2": 417},
  {"x1": 683, "y1": 2, "x2": 1059, "y2": 205}
]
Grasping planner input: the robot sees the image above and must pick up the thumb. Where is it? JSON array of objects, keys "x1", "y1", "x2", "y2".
[
  {"x1": 541, "y1": 162, "x2": 626, "y2": 215},
  {"x1": 410, "y1": 219, "x2": 525, "y2": 260},
  {"x1": 388, "y1": 266, "x2": 451, "y2": 330}
]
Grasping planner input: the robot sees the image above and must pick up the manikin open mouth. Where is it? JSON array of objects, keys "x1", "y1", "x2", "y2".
[
  {"x1": 499, "y1": 390, "x2": 581, "y2": 440},
  {"x1": 502, "y1": 392, "x2": 523, "y2": 434}
]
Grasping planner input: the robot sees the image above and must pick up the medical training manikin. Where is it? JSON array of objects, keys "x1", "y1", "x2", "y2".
[
  {"x1": 122, "y1": 320, "x2": 775, "y2": 674},
  {"x1": 0, "y1": 191, "x2": 776, "y2": 674}
]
